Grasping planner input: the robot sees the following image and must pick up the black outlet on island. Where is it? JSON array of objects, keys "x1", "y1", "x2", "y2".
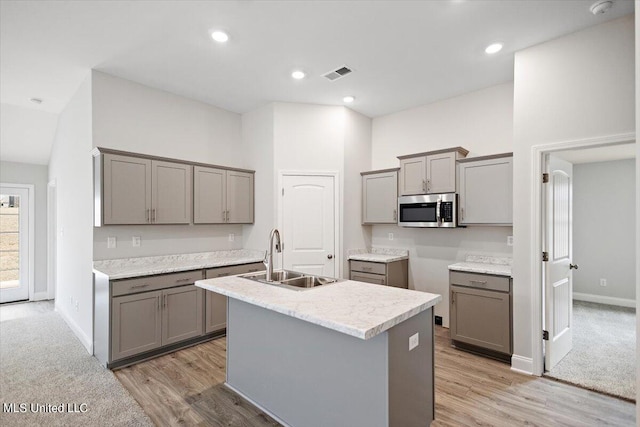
[{"x1": 434, "y1": 316, "x2": 443, "y2": 326}]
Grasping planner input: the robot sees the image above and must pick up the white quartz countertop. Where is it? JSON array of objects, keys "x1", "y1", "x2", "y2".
[
  {"x1": 347, "y1": 247, "x2": 409, "y2": 263},
  {"x1": 448, "y1": 255, "x2": 512, "y2": 277},
  {"x1": 196, "y1": 275, "x2": 441, "y2": 340},
  {"x1": 93, "y1": 250, "x2": 264, "y2": 280}
]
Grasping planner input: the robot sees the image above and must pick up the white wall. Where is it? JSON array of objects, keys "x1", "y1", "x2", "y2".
[
  {"x1": 0, "y1": 161, "x2": 49, "y2": 297},
  {"x1": 370, "y1": 83, "x2": 514, "y2": 326},
  {"x1": 635, "y1": 0, "x2": 639, "y2": 415},
  {"x1": 48, "y1": 74, "x2": 94, "y2": 352},
  {"x1": 241, "y1": 103, "x2": 275, "y2": 252},
  {"x1": 513, "y1": 14, "x2": 635, "y2": 373},
  {"x1": 343, "y1": 108, "x2": 373, "y2": 275},
  {"x1": 572, "y1": 159, "x2": 636, "y2": 303},
  {"x1": 91, "y1": 71, "x2": 245, "y2": 259}
]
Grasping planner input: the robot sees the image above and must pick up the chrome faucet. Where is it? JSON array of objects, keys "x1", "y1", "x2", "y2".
[{"x1": 264, "y1": 228, "x2": 282, "y2": 281}]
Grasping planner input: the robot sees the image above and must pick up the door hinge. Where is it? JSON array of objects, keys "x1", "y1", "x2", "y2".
[
  {"x1": 543, "y1": 330, "x2": 549, "y2": 341},
  {"x1": 542, "y1": 173, "x2": 549, "y2": 183},
  {"x1": 542, "y1": 251, "x2": 549, "y2": 262}
]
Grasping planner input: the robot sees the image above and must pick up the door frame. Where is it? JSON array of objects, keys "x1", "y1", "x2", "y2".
[
  {"x1": 530, "y1": 132, "x2": 635, "y2": 376},
  {"x1": 47, "y1": 179, "x2": 57, "y2": 300},
  {"x1": 277, "y1": 171, "x2": 341, "y2": 278},
  {"x1": 0, "y1": 183, "x2": 35, "y2": 302}
]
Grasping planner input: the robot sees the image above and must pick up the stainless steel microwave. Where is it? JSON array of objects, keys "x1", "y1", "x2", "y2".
[{"x1": 397, "y1": 193, "x2": 458, "y2": 228}]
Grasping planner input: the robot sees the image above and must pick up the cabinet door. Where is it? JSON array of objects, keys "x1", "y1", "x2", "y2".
[
  {"x1": 458, "y1": 157, "x2": 513, "y2": 225},
  {"x1": 112, "y1": 291, "x2": 162, "y2": 361},
  {"x1": 103, "y1": 154, "x2": 152, "y2": 225},
  {"x1": 151, "y1": 160, "x2": 192, "y2": 224},
  {"x1": 193, "y1": 166, "x2": 226, "y2": 224},
  {"x1": 426, "y1": 152, "x2": 456, "y2": 194},
  {"x1": 362, "y1": 171, "x2": 398, "y2": 224},
  {"x1": 226, "y1": 170, "x2": 254, "y2": 224},
  {"x1": 450, "y1": 285, "x2": 511, "y2": 354},
  {"x1": 162, "y1": 285, "x2": 203, "y2": 346},
  {"x1": 399, "y1": 157, "x2": 427, "y2": 196},
  {"x1": 350, "y1": 271, "x2": 386, "y2": 285}
]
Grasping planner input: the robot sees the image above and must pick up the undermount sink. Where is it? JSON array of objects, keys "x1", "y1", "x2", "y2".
[{"x1": 239, "y1": 269, "x2": 343, "y2": 290}]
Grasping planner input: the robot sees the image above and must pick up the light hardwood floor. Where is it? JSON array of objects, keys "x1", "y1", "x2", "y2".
[{"x1": 115, "y1": 326, "x2": 636, "y2": 427}]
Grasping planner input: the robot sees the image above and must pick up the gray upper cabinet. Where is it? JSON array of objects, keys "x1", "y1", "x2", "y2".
[
  {"x1": 361, "y1": 168, "x2": 398, "y2": 224},
  {"x1": 193, "y1": 166, "x2": 254, "y2": 224},
  {"x1": 398, "y1": 147, "x2": 468, "y2": 196},
  {"x1": 100, "y1": 152, "x2": 191, "y2": 225},
  {"x1": 152, "y1": 160, "x2": 192, "y2": 224},
  {"x1": 103, "y1": 154, "x2": 152, "y2": 225},
  {"x1": 458, "y1": 153, "x2": 513, "y2": 226}
]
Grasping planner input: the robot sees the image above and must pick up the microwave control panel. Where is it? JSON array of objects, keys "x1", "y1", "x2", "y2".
[{"x1": 441, "y1": 202, "x2": 454, "y2": 222}]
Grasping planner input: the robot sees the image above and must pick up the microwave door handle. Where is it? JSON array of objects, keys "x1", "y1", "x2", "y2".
[{"x1": 436, "y1": 198, "x2": 442, "y2": 224}]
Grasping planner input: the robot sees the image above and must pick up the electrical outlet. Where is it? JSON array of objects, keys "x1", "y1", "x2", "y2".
[
  {"x1": 434, "y1": 316, "x2": 443, "y2": 326},
  {"x1": 600, "y1": 278, "x2": 607, "y2": 287},
  {"x1": 75, "y1": 300, "x2": 79, "y2": 311},
  {"x1": 132, "y1": 236, "x2": 141, "y2": 247},
  {"x1": 507, "y1": 236, "x2": 514, "y2": 246},
  {"x1": 107, "y1": 237, "x2": 116, "y2": 249},
  {"x1": 229, "y1": 233, "x2": 235, "y2": 242},
  {"x1": 388, "y1": 233, "x2": 394, "y2": 241},
  {"x1": 409, "y1": 332, "x2": 419, "y2": 351}
]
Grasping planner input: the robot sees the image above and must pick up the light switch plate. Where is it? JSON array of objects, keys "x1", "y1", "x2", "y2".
[
  {"x1": 229, "y1": 233, "x2": 235, "y2": 242},
  {"x1": 132, "y1": 236, "x2": 141, "y2": 247},
  {"x1": 107, "y1": 237, "x2": 116, "y2": 249},
  {"x1": 409, "y1": 332, "x2": 419, "y2": 351},
  {"x1": 388, "y1": 233, "x2": 394, "y2": 241},
  {"x1": 507, "y1": 236, "x2": 514, "y2": 246}
]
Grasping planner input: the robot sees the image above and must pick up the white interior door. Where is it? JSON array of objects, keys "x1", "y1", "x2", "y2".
[
  {"x1": 281, "y1": 174, "x2": 336, "y2": 277},
  {"x1": 544, "y1": 155, "x2": 574, "y2": 370},
  {"x1": 0, "y1": 186, "x2": 30, "y2": 303}
]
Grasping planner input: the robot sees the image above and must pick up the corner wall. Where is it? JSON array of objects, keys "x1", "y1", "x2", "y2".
[
  {"x1": 513, "y1": 14, "x2": 635, "y2": 373},
  {"x1": 635, "y1": 0, "x2": 639, "y2": 415},
  {"x1": 370, "y1": 83, "x2": 514, "y2": 326},
  {"x1": 48, "y1": 74, "x2": 94, "y2": 352},
  {"x1": 0, "y1": 161, "x2": 49, "y2": 298}
]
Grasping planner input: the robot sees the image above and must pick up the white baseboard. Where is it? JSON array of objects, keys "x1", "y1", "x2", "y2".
[
  {"x1": 30, "y1": 292, "x2": 50, "y2": 301},
  {"x1": 573, "y1": 292, "x2": 635, "y2": 308},
  {"x1": 510, "y1": 355, "x2": 534, "y2": 375},
  {"x1": 55, "y1": 303, "x2": 93, "y2": 355}
]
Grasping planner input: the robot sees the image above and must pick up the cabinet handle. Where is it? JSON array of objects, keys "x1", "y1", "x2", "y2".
[
  {"x1": 157, "y1": 296, "x2": 160, "y2": 311},
  {"x1": 130, "y1": 284, "x2": 150, "y2": 290},
  {"x1": 175, "y1": 278, "x2": 192, "y2": 283},
  {"x1": 163, "y1": 294, "x2": 167, "y2": 308},
  {"x1": 461, "y1": 207, "x2": 464, "y2": 221},
  {"x1": 422, "y1": 180, "x2": 426, "y2": 192},
  {"x1": 393, "y1": 209, "x2": 397, "y2": 221},
  {"x1": 451, "y1": 291, "x2": 455, "y2": 304},
  {"x1": 426, "y1": 179, "x2": 430, "y2": 192},
  {"x1": 470, "y1": 280, "x2": 487, "y2": 285},
  {"x1": 146, "y1": 209, "x2": 150, "y2": 223},
  {"x1": 363, "y1": 267, "x2": 372, "y2": 272},
  {"x1": 152, "y1": 208, "x2": 156, "y2": 223},
  {"x1": 226, "y1": 210, "x2": 230, "y2": 222},
  {"x1": 217, "y1": 272, "x2": 230, "y2": 277}
]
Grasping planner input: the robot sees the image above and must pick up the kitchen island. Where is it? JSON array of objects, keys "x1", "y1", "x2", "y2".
[{"x1": 196, "y1": 274, "x2": 441, "y2": 427}]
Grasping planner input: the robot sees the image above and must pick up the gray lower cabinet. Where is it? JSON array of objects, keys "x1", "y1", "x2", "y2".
[
  {"x1": 162, "y1": 285, "x2": 203, "y2": 345},
  {"x1": 204, "y1": 262, "x2": 265, "y2": 334},
  {"x1": 449, "y1": 271, "x2": 512, "y2": 358},
  {"x1": 349, "y1": 259, "x2": 408, "y2": 288},
  {"x1": 111, "y1": 290, "x2": 163, "y2": 361}
]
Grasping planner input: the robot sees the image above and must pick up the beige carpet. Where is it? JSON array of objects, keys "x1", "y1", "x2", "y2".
[
  {"x1": 0, "y1": 301, "x2": 153, "y2": 426},
  {"x1": 545, "y1": 300, "x2": 636, "y2": 401}
]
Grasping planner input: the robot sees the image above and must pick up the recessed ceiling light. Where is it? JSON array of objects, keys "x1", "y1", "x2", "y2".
[
  {"x1": 211, "y1": 31, "x2": 229, "y2": 43},
  {"x1": 485, "y1": 43, "x2": 503, "y2": 54},
  {"x1": 29, "y1": 98, "x2": 43, "y2": 104},
  {"x1": 343, "y1": 96, "x2": 355, "y2": 103},
  {"x1": 291, "y1": 70, "x2": 306, "y2": 80}
]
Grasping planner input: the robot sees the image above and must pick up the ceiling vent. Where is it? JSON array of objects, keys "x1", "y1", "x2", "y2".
[{"x1": 323, "y1": 65, "x2": 353, "y2": 81}]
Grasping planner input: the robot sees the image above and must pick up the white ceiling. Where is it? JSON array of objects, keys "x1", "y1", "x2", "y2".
[{"x1": 0, "y1": 0, "x2": 635, "y2": 164}]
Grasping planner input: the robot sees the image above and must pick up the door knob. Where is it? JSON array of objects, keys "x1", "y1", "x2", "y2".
[
  {"x1": 569, "y1": 264, "x2": 579, "y2": 270},
  {"x1": 327, "y1": 254, "x2": 333, "y2": 259}
]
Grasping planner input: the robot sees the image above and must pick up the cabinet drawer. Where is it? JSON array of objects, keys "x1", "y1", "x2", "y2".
[
  {"x1": 449, "y1": 271, "x2": 510, "y2": 293},
  {"x1": 205, "y1": 262, "x2": 264, "y2": 279},
  {"x1": 350, "y1": 271, "x2": 386, "y2": 285},
  {"x1": 350, "y1": 260, "x2": 386, "y2": 275},
  {"x1": 112, "y1": 270, "x2": 204, "y2": 297}
]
